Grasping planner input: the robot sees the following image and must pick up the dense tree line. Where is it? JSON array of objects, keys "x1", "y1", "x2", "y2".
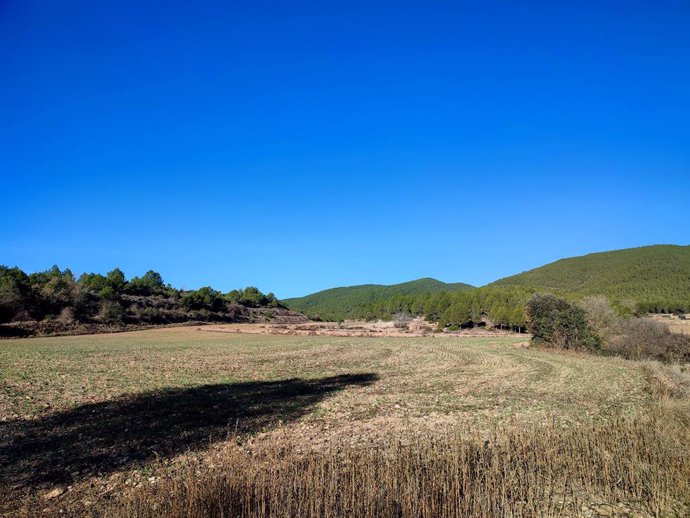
[
  {"x1": 347, "y1": 286, "x2": 534, "y2": 331},
  {"x1": 0, "y1": 265, "x2": 281, "y2": 331},
  {"x1": 284, "y1": 278, "x2": 473, "y2": 322},
  {"x1": 287, "y1": 245, "x2": 690, "y2": 325},
  {"x1": 290, "y1": 285, "x2": 534, "y2": 331},
  {"x1": 302, "y1": 283, "x2": 688, "y2": 332}
]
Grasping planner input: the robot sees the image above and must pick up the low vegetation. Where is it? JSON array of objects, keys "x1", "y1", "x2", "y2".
[
  {"x1": 525, "y1": 293, "x2": 601, "y2": 351},
  {"x1": 114, "y1": 411, "x2": 690, "y2": 518},
  {"x1": 605, "y1": 317, "x2": 690, "y2": 363},
  {"x1": 0, "y1": 265, "x2": 292, "y2": 337},
  {"x1": 526, "y1": 293, "x2": 690, "y2": 363},
  {"x1": 118, "y1": 342, "x2": 689, "y2": 518},
  {"x1": 6, "y1": 329, "x2": 687, "y2": 517}
]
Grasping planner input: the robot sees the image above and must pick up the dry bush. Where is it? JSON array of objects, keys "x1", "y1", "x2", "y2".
[
  {"x1": 10, "y1": 308, "x2": 32, "y2": 322},
  {"x1": 608, "y1": 318, "x2": 690, "y2": 363},
  {"x1": 110, "y1": 414, "x2": 690, "y2": 518},
  {"x1": 98, "y1": 300, "x2": 125, "y2": 324},
  {"x1": 393, "y1": 311, "x2": 412, "y2": 329},
  {"x1": 640, "y1": 361, "x2": 690, "y2": 405},
  {"x1": 579, "y1": 297, "x2": 690, "y2": 363},
  {"x1": 579, "y1": 295, "x2": 618, "y2": 343},
  {"x1": 58, "y1": 306, "x2": 77, "y2": 324}
]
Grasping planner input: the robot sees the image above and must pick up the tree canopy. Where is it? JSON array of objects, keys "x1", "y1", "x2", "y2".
[{"x1": 0, "y1": 265, "x2": 283, "y2": 330}]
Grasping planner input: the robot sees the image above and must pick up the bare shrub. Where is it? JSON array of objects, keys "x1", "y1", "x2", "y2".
[
  {"x1": 640, "y1": 361, "x2": 690, "y2": 400},
  {"x1": 608, "y1": 318, "x2": 690, "y2": 363},
  {"x1": 579, "y1": 295, "x2": 618, "y2": 343},
  {"x1": 98, "y1": 300, "x2": 125, "y2": 324},
  {"x1": 59, "y1": 306, "x2": 77, "y2": 324},
  {"x1": 393, "y1": 311, "x2": 412, "y2": 329},
  {"x1": 129, "y1": 303, "x2": 166, "y2": 324},
  {"x1": 10, "y1": 309, "x2": 32, "y2": 322}
]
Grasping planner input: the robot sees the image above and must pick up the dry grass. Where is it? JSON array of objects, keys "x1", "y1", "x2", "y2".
[
  {"x1": 605, "y1": 318, "x2": 690, "y2": 363},
  {"x1": 649, "y1": 314, "x2": 690, "y2": 336},
  {"x1": 1, "y1": 327, "x2": 687, "y2": 517},
  {"x1": 116, "y1": 413, "x2": 690, "y2": 518}
]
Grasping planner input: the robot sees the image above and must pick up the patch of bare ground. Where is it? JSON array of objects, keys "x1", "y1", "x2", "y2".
[
  {"x1": 200, "y1": 318, "x2": 524, "y2": 338},
  {"x1": 649, "y1": 313, "x2": 690, "y2": 335},
  {"x1": 1, "y1": 328, "x2": 687, "y2": 516}
]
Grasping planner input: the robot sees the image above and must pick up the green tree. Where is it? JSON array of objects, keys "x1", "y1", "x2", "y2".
[
  {"x1": 525, "y1": 293, "x2": 599, "y2": 350},
  {"x1": 238, "y1": 287, "x2": 262, "y2": 307},
  {"x1": 78, "y1": 273, "x2": 108, "y2": 293},
  {"x1": 128, "y1": 270, "x2": 165, "y2": 295},
  {"x1": 182, "y1": 287, "x2": 224, "y2": 311},
  {"x1": 0, "y1": 266, "x2": 32, "y2": 323},
  {"x1": 106, "y1": 268, "x2": 126, "y2": 292}
]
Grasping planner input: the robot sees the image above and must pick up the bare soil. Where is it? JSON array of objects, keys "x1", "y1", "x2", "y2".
[
  {"x1": 649, "y1": 313, "x2": 690, "y2": 335},
  {"x1": 200, "y1": 318, "x2": 524, "y2": 338}
]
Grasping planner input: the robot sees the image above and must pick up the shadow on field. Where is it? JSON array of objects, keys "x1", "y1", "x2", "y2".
[{"x1": 0, "y1": 373, "x2": 378, "y2": 489}]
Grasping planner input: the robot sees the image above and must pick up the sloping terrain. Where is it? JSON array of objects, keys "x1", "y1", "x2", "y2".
[
  {"x1": 490, "y1": 244, "x2": 690, "y2": 308},
  {"x1": 0, "y1": 266, "x2": 307, "y2": 338},
  {"x1": 284, "y1": 278, "x2": 473, "y2": 320}
]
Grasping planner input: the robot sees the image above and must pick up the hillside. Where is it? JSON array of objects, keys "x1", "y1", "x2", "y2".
[
  {"x1": 289, "y1": 244, "x2": 690, "y2": 326},
  {"x1": 284, "y1": 278, "x2": 473, "y2": 320},
  {"x1": 0, "y1": 266, "x2": 306, "y2": 338},
  {"x1": 490, "y1": 244, "x2": 690, "y2": 311}
]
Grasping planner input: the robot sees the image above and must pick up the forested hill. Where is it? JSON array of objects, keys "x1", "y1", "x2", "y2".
[
  {"x1": 490, "y1": 244, "x2": 690, "y2": 311},
  {"x1": 283, "y1": 278, "x2": 474, "y2": 320},
  {"x1": 285, "y1": 244, "x2": 690, "y2": 327},
  {"x1": 0, "y1": 266, "x2": 306, "y2": 337}
]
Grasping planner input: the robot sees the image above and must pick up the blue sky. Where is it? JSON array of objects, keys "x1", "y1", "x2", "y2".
[{"x1": 2, "y1": 1, "x2": 689, "y2": 298}]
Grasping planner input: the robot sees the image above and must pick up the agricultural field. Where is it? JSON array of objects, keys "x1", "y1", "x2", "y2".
[{"x1": 1, "y1": 327, "x2": 688, "y2": 517}]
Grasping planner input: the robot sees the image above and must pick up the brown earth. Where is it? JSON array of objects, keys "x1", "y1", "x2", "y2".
[
  {"x1": 200, "y1": 318, "x2": 524, "y2": 338},
  {"x1": 649, "y1": 313, "x2": 690, "y2": 335}
]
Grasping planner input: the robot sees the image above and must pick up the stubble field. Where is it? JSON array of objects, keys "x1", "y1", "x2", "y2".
[{"x1": 1, "y1": 327, "x2": 688, "y2": 517}]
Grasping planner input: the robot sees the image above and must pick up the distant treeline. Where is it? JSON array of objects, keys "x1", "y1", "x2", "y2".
[
  {"x1": 283, "y1": 278, "x2": 473, "y2": 322},
  {"x1": 0, "y1": 265, "x2": 281, "y2": 330},
  {"x1": 306, "y1": 285, "x2": 689, "y2": 331},
  {"x1": 291, "y1": 245, "x2": 690, "y2": 326},
  {"x1": 362, "y1": 286, "x2": 531, "y2": 330},
  {"x1": 309, "y1": 286, "x2": 532, "y2": 331}
]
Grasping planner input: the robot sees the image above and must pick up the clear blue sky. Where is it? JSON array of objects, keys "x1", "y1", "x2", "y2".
[{"x1": 2, "y1": 1, "x2": 689, "y2": 298}]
